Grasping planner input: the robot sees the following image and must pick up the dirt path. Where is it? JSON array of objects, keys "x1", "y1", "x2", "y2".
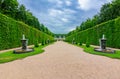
[{"x1": 0, "y1": 41, "x2": 120, "y2": 79}]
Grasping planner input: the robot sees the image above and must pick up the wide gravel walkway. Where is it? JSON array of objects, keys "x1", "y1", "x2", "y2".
[{"x1": 0, "y1": 41, "x2": 120, "y2": 79}]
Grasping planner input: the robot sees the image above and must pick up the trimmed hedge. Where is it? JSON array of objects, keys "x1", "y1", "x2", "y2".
[
  {"x1": 0, "y1": 13, "x2": 54, "y2": 50},
  {"x1": 66, "y1": 17, "x2": 120, "y2": 48}
]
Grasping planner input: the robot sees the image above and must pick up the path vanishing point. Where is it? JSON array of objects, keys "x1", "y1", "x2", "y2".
[{"x1": 0, "y1": 41, "x2": 120, "y2": 79}]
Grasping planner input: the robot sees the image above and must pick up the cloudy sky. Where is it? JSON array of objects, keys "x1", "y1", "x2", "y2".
[{"x1": 18, "y1": 0, "x2": 112, "y2": 34}]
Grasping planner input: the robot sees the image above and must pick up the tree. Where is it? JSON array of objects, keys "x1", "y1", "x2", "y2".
[
  {"x1": 99, "y1": 3, "x2": 112, "y2": 23},
  {"x1": 99, "y1": 0, "x2": 120, "y2": 23},
  {"x1": 111, "y1": 0, "x2": 120, "y2": 18},
  {"x1": 92, "y1": 14, "x2": 99, "y2": 25},
  {"x1": 0, "y1": 0, "x2": 19, "y2": 18},
  {"x1": 16, "y1": 4, "x2": 27, "y2": 21}
]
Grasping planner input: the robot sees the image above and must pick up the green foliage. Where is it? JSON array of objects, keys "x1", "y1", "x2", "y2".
[
  {"x1": 81, "y1": 45, "x2": 120, "y2": 59},
  {"x1": 66, "y1": 17, "x2": 120, "y2": 48},
  {"x1": 66, "y1": 0, "x2": 120, "y2": 36},
  {"x1": 70, "y1": 42, "x2": 120, "y2": 59},
  {"x1": 0, "y1": 0, "x2": 19, "y2": 18},
  {"x1": 86, "y1": 39, "x2": 90, "y2": 47},
  {"x1": 79, "y1": 42, "x2": 82, "y2": 46},
  {"x1": 41, "y1": 41, "x2": 45, "y2": 46},
  {"x1": 0, "y1": 14, "x2": 54, "y2": 50},
  {"x1": 86, "y1": 43, "x2": 90, "y2": 48},
  {"x1": 34, "y1": 40, "x2": 39, "y2": 47},
  {"x1": 0, "y1": 0, "x2": 53, "y2": 36},
  {"x1": 99, "y1": 0, "x2": 120, "y2": 23}
]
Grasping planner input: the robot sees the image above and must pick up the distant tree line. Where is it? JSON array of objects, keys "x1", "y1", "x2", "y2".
[
  {"x1": 67, "y1": 0, "x2": 120, "y2": 36},
  {"x1": 54, "y1": 34, "x2": 67, "y2": 38},
  {"x1": 0, "y1": 0, "x2": 53, "y2": 36}
]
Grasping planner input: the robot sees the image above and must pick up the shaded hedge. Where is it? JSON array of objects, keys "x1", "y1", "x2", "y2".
[
  {"x1": 0, "y1": 14, "x2": 54, "y2": 50},
  {"x1": 66, "y1": 17, "x2": 120, "y2": 48}
]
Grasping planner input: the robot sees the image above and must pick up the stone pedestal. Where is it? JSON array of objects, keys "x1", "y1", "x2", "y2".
[
  {"x1": 21, "y1": 39, "x2": 27, "y2": 50},
  {"x1": 94, "y1": 35, "x2": 115, "y2": 53},
  {"x1": 13, "y1": 35, "x2": 33, "y2": 54},
  {"x1": 100, "y1": 38, "x2": 106, "y2": 50}
]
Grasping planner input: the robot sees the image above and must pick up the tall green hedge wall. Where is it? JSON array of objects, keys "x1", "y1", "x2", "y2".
[
  {"x1": 66, "y1": 17, "x2": 120, "y2": 48},
  {"x1": 0, "y1": 14, "x2": 54, "y2": 50}
]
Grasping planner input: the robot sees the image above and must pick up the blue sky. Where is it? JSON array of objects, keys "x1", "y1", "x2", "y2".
[{"x1": 18, "y1": 0, "x2": 112, "y2": 34}]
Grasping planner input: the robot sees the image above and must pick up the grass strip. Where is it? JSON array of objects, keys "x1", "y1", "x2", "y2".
[
  {"x1": 71, "y1": 43, "x2": 120, "y2": 59},
  {"x1": 81, "y1": 45, "x2": 120, "y2": 59},
  {"x1": 0, "y1": 45, "x2": 46, "y2": 64}
]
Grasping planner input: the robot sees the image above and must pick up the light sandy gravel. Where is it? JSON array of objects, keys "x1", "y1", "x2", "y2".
[{"x1": 0, "y1": 41, "x2": 120, "y2": 79}]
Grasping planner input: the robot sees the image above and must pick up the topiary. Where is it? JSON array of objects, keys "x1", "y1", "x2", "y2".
[
  {"x1": 34, "y1": 40, "x2": 39, "y2": 47},
  {"x1": 86, "y1": 39, "x2": 90, "y2": 47},
  {"x1": 86, "y1": 43, "x2": 90, "y2": 47},
  {"x1": 41, "y1": 41, "x2": 45, "y2": 46},
  {"x1": 79, "y1": 42, "x2": 82, "y2": 46}
]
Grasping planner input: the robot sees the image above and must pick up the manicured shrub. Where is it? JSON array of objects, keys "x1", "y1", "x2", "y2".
[
  {"x1": 0, "y1": 13, "x2": 54, "y2": 50},
  {"x1": 66, "y1": 17, "x2": 120, "y2": 48},
  {"x1": 86, "y1": 42, "x2": 90, "y2": 47},
  {"x1": 41, "y1": 41, "x2": 45, "y2": 46},
  {"x1": 34, "y1": 40, "x2": 39, "y2": 47},
  {"x1": 86, "y1": 38, "x2": 90, "y2": 47},
  {"x1": 79, "y1": 42, "x2": 82, "y2": 46}
]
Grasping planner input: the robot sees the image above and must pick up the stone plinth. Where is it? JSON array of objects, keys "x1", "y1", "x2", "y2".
[
  {"x1": 13, "y1": 35, "x2": 34, "y2": 54},
  {"x1": 21, "y1": 39, "x2": 27, "y2": 50},
  {"x1": 94, "y1": 34, "x2": 115, "y2": 53},
  {"x1": 100, "y1": 38, "x2": 106, "y2": 50}
]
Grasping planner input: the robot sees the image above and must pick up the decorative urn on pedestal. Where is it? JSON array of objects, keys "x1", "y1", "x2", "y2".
[
  {"x1": 94, "y1": 34, "x2": 115, "y2": 53},
  {"x1": 13, "y1": 34, "x2": 34, "y2": 54}
]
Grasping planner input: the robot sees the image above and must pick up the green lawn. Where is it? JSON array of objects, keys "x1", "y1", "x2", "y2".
[
  {"x1": 0, "y1": 45, "x2": 46, "y2": 64},
  {"x1": 76, "y1": 44, "x2": 120, "y2": 59}
]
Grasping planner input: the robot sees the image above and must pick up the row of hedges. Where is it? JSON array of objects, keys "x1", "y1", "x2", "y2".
[
  {"x1": 0, "y1": 13, "x2": 54, "y2": 50},
  {"x1": 66, "y1": 17, "x2": 120, "y2": 48}
]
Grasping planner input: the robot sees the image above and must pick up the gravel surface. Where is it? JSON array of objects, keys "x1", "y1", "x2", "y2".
[{"x1": 0, "y1": 41, "x2": 120, "y2": 79}]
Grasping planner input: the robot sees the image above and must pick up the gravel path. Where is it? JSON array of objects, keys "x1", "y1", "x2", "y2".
[{"x1": 0, "y1": 41, "x2": 120, "y2": 79}]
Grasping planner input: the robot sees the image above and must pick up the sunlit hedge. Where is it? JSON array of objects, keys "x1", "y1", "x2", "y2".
[
  {"x1": 0, "y1": 14, "x2": 54, "y2": 50},
  {"x1": 66, "y1": 17, "x2": 120, "y2": 48}
]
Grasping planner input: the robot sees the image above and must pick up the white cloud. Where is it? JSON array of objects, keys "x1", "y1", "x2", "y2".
[
  {"x1": 106, "y1": 0, "x2": 112, "y2": 2},
  {"x1": 57, "y1": 0, "x2": 63, "y2": 5},
  {"x1": 18, "y1": 0, "x2": 113, "y2": 33},
  {"x1": 78, "y1": 0, "x2": 90, "y2": 10},
  {"x1": 77, "y1": 0, "x2": 112, "y2": 11},
  {"x1": 65, "y1": 1, "x2": 72, "y2": 6},
  {"x1": 43, "y1": 8, "x2": 77, "y2": 33},
  {"x1": 48, "y1": 0, "x2": 63, "y2": 8},
  {"x1": 64, "y1": 9, "x2": 76, "y2": 14},
  {"x1": 49, "y1": 9, "x2": 63, "y2": 17},
  {"x1": 48, "y1": 8, "x2": 76, "y2": 18},
  {"x1": 61, "y1": 18, "x2": 69, "y2": 22}
]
